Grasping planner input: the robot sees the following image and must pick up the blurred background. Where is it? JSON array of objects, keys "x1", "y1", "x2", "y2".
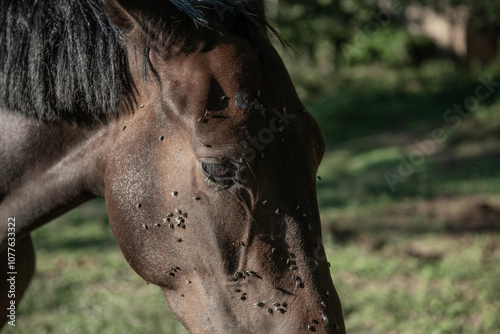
[{"x1": 5, "y1": 1, "x2": 500, "y2": 333}]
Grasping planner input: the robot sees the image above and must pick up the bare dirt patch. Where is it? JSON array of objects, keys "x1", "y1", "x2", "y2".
[
  {"x1": 446, "y1": 202, "x2": 500, "y2": 233},
  {"x1": 326, "y1": 195, "x2": 500, "y2": 242}
]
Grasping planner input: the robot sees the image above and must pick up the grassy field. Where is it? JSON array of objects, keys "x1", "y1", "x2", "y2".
[
  {"x1": 314, "y1": 61, "x2": 500, "y2": 333},
  {"x1": 4, "y1": 61, "x2": 500, "y2": 334}
]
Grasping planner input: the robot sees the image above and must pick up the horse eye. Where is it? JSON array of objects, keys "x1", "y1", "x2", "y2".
[{"x1": 201, "y1": 161, "x2": 236, "y2": 180}]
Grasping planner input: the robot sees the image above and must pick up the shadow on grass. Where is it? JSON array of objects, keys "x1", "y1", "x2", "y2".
[
  {"x1": 308, "y1": 63, "x2": 500, "y2": 239},
  {"x1": 310, "y1": 65, "x2": 500, "y2": 189},
  {"x1": 310, "y1": 66, "x2": 500, "y2": 154},
  {"x1": 318, "y1": 151, "x2": 500, "y2": 202}
]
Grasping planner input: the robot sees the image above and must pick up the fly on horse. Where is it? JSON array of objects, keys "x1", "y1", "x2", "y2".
[{"x1": 0, "y1": 0, "x2": 346, "y2": 332}]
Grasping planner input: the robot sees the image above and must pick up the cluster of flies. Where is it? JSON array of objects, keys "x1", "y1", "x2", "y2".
[
  {"x1": 162, "y1": 208, "x2": 188, "y2": 230},
  {"x1": 236, "y1": 288, "x2": 288, "y2": 316},
  {"x1": 259, "y1": 301, "x2": 288, "y2": 316},
  {"x1": 167, "y1": 266, "x2": 181, "y2": 277},
  {"x1": 140, "y1": 190, "x2": 203, "y2": 245}
]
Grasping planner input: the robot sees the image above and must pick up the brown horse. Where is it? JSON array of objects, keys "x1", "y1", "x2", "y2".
[{"x1": 0, "y1": 0, "x2": 346, "y2": 332}]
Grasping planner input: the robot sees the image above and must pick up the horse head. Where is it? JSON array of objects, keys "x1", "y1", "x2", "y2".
[
  {"x1": 103, "y1": 1, "x2": 345, "y2": 332},
  {"x1": 0, "y1": 0, "x2": 345, "y2": 332}
]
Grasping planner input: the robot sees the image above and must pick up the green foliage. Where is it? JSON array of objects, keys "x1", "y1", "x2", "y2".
[
  {"x1": 273, "y1": 0, "x2": 381, "y2": 65},
  {"x1": 271, "y1": 0, "x2": 500, "y2": 98},
  {"x1": 272, "y1": 0, "x2": 500, "y2": 61},
  {"x1": 401, "y1": 0, "x2": 500, "y2": 24},
  {"x1": 272, "y1": 0, "x2": 432, "y2": 96},
  {"x1": 338, "y1": 26, "x2": 438, "y2": 67}
]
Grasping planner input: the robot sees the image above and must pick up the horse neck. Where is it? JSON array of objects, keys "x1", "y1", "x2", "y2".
[{"x1": 0, "y1": 109, "x2": 116, "y2": 246}]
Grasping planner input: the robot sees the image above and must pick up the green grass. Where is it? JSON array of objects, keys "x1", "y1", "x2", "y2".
[
  {"x1": 328, "y1": 233, "x2": 500, "y2": 334},
  {"x1": 314, "y1": 62, "x2": 500, "y2": 202},
  {"x1": 312, "y1": 61, "x2": 500, "y2": 333},
  {"x1": 4, "y1": 61, "x2": 500, "y2": 333}
]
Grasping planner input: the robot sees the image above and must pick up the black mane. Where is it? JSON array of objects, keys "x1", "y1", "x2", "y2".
[
  {"x1": 0, "y1": 0, "x2": 132, "y2": 121},
  {"x1": 0, "y1": 0, "x2": 268, "y2": 121}
]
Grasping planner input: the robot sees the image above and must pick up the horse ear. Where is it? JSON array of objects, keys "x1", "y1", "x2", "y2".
[
  {"x1": 105, "y1": 0, "x2": 206, "y2": 31},
  {"x1": 104, "y1": 0, "x2": 140, "y2": 31}
]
